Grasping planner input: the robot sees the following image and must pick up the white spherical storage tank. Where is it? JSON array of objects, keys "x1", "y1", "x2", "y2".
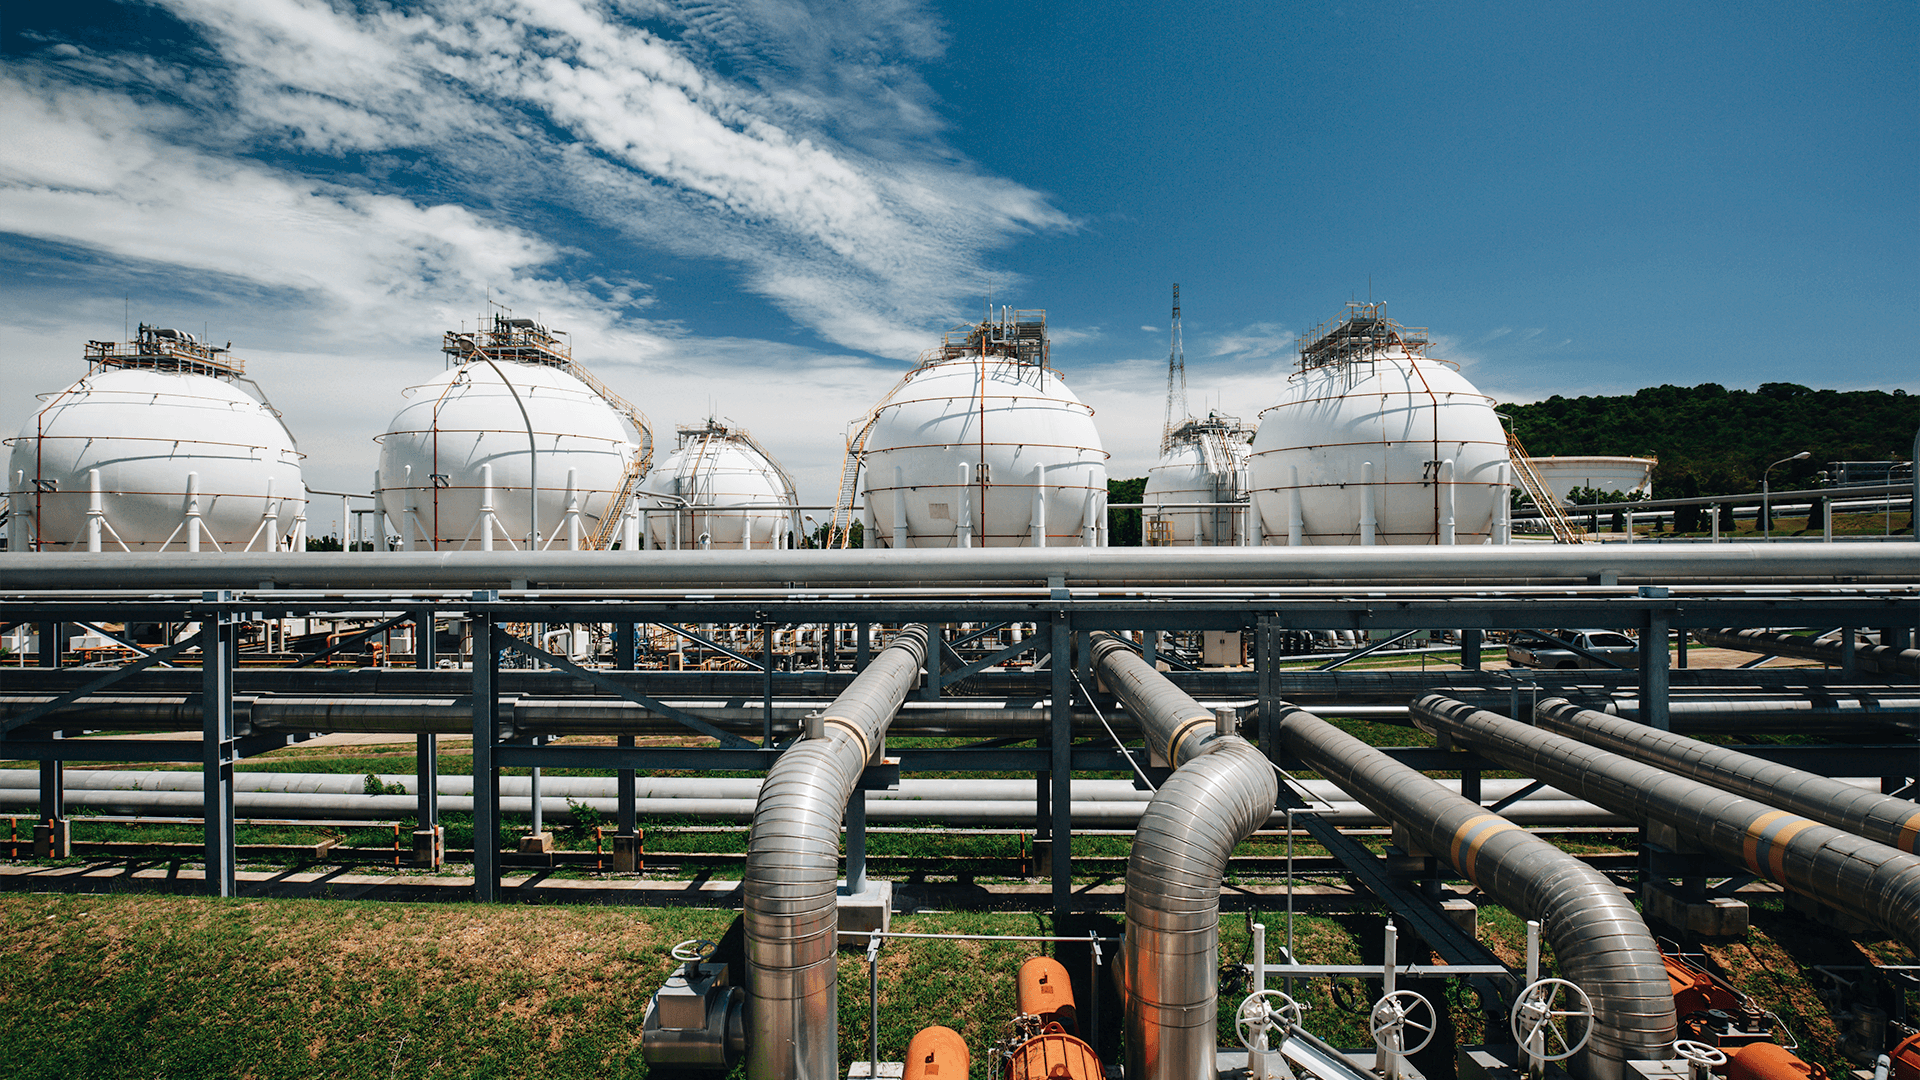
[
  {"x1": 375, "y1": 318, "x2": 641, "y2": 551},
  {"x1": 1143, "y1": 415, "x2": 1255, "y2": 546},
  {"x1": 638, "y1": 421, "x2": 798, "y2": 550},
  {"x1": 1249, "y1": 304, "x2": 1510, "y2": 545},
  {"x1": 861, "y1": 310, "x2": 1108, "y2": 548},
  {"x1": 5, "y1": 329, "x2": 305, "y2": 553}
]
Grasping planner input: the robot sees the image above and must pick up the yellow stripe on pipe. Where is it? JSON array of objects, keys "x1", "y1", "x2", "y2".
[
  {"x1": 1742, "y1": 810, "x2": 1793, "y2": 875},
  {"x1": 1766, "y1": 818, "x2": 1819, "y2": 881},
  {"x1": 1898, "y1": 811, "x2": 1920, "y2": 855},
  {"x1": 1449, "y1": 813, "x2": 1521, "y2": 885}
]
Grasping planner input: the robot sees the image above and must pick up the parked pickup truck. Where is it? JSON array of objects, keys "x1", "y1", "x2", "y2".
[{"x1": 1506, "y1": 629, "x2": 1638, "y2": 670}]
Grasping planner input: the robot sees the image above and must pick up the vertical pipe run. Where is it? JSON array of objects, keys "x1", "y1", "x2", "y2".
[
  {"x1": 1031, "y1": 465, "x2": 1047, "y2": 547},
  {"x1": 85, "y1": 469, "x2": 102, "y2": 552},
  {"x1": 1439, "y1": 458, "x2": 1456, "y2": 545},
  {"x1": 957, "y1": 462, "x2": 972, "y2": 548},
  {"x1": 893, "y1": 466, "x2": 909, "y2": 550},
  {"x1": 480, "y1": 464, "x2": 496, "y2": 552},
  {"x1": 1495, "y1": 463, "x2": 1511, "y2": 544},
  {"x1": 186, "y1": 472, "x2": 202, "y2": 553},
  {"x1": 1360, "y1": 462, "x2": 1377, "y2": 545},
  {"x1": 1287, "y1": 465, "x2": 1304, "y2": 546},
  {"x1": 745, "y1": 625, "x2": 929, "y2": 1080}
]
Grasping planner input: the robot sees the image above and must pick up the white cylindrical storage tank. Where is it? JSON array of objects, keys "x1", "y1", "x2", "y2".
[
  {"x1": 1142, "y1": 415, "x2": 1254, "y2": 546},
  {"x1": 1249, "y1": 304, "x2": 1509, "y2": 545},
  {"x1": 375, "y1": 319, "x2": 639, "y2": 551},
  {"x1": 638, "y1": 421, "x2": 798, "y2": 550},
  {"x1": 1528, "y1": 456, "x2": 1657, "y2": 505},
  {"x1": 5, "y1": 328, "x2": 305, "y2": 552},
  {"x1": 862, "y1": 310, "x2": 1108, "y2": 548}
]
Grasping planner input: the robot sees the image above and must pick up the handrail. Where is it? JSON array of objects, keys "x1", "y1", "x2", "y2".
[{"x1": 1506, "y1": 431, "x2": 1584, "y2": 544}]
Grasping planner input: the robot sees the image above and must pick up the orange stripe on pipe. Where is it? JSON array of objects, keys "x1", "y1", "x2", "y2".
[{"x1": 1742, "y1": 811, "x2": 1793, "y2": 875}]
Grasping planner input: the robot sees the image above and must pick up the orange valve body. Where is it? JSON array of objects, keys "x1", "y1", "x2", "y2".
[
  {"x1": 905, "y1": 1026, "x2": 969, "y2": 1080},
  {"x1": 1017, "y1": 956, "x2": 1078, "y2": 1033},
  {"x1": 1727, "y1": 1042, "x2": 1816, "y2": 1080},
  {"x1": 1004, "y1": 1032, "x2": 1101, "y2": 1080}
]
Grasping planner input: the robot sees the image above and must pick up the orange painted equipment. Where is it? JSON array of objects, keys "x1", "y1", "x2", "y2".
[
  {"x1": 904, "y1": 1026, "x2": 969, "y2": 1080},
  {"x1": 1004, "y1": 1031, "x2": 1102, "y2": 1080},
  {"x1": 1727, "y1": 1041, "x2": 1817, "y2": 1080},
  {"x1": 1018, "y1": 957, "x2": 1078, "y2": 1033},
  {"x1": 1663, "y1": 951, "x2": 1775, "y2": 1046},
  {"x1": 1890, "y1": 1031, "x2": 1920, "y2": 1080}
]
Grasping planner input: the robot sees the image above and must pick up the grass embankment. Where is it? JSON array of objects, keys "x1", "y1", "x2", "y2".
[{"x1": 1, "y1": 892, "x2": 1907, "y2": 1079}]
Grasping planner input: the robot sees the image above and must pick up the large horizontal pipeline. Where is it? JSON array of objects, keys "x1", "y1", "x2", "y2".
[
  {"x1": 1413, "y1": 694, "x2": 1920, "y2": 950},
  {"x1": 1694, "y1": 628, "x2": 1920, "y2": 678},
  {"x1": 3, "y1": 544, "x2": 1914, "y2": 591},
  {"x1": 0, "y1": 771, "x2": 1645, "y2": 827},
  {"x1": 1532, "y1": 698, "x2": 1920, "y2": 855}
]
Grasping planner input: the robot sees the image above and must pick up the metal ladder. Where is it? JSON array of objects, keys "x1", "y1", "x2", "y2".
[
  {"x1": 566, "y1": 359, "x2": 653, "y2": 551},
  {"x1": 1506, "y1": 431, "x2": 1584, "y2": 544}
]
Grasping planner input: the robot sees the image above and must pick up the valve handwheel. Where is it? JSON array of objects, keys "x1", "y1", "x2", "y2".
[
  {"x1": 1510, "y1": 978, "x2": 1594, "y2": 1063},
  {"x1": 1370, "y1": 990, "x2": 1437, "y2": 1055},
  {"x1": 671, "y1": 938, "x2": 718, "y2": 963},
  {"x1": 1673, "y1": 1041, "x2": 1728, "y2": 1069},
  {"x1": 1236, "y1": 990, "x2": 1303, "y2": 1053}
]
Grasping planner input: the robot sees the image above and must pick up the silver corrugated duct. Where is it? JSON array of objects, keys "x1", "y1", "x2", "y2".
[
  {"x1": 1414, "y1": 694, "x2": 1920, "y2": 951},
  {"x1": 1534, "y1": 697, "x2": 1920, "y2": 855},
  {"x1": 1089, "y1": 633, "x2": 1278, "y2": 1080},
  {"x1": 1695, "y1": 627, "x2": 1920, "y2": 678},
  {"x1": 1275, "y1": 704, "x2": 1674, "y2": 1080},
  {"x1": 743, "y1": 624, "x2": 928, "y2": 1080}
]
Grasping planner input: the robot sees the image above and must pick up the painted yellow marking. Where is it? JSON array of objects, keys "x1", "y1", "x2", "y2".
[
  {"x1": 1742, "y1": 810, "x2": 1793, "y2": 874},
  {"x1": 1766, "y1": 818, "x2": 1819, "y2": 881},
  {"x1": 1898, "y1": 811, "x2": 1920, "y2": 855},
  {"x1": 1449, "y1": 813, "x2": 1521, "y2": 886}
]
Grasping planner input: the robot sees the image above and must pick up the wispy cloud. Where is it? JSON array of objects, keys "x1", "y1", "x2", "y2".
[{"x1": 0, "y1": 0, "x2": 1077, "y2": 497}]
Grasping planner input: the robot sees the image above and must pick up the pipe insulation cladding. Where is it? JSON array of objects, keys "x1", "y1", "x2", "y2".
[
  {"x1": 743, "y1": 624, "x2": 928, "y2": 1080},
  {"x1": 1412, "y1": 695, "x2": 1920, "y2": 951},
  {"x1": 1088, "y1": 633, "x2": 1279, "y2": 1080},
  {"x1": 1694, "y1": 628, "x2": 1920, "y2": 680},
  {"x1": 3, "y1": 544, "x2": 1914, "y2": 591},
  {"x1": 1533, "y1": 698, "x2": 1920, "y2": 856},
  {"x1": 1274, "y1": 704, "x2": 1675, "y2": 1080}
]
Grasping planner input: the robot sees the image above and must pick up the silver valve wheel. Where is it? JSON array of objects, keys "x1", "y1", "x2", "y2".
[
  {"x1": 1370, "y1": 989, "x2": 1437, "y2": 1055},
  {"x1": 1510, "y1": 978, "x2": 1595, "y2": 1063},
  {"x1": 1236, "y1": 989, "x2": 1304, "y2": 1053},
  {"x1": 1673, "y1": 1040, "x2": 1728, "y2": 1078},
  {"x1": 670, "y1": 938, "x2": 718, "y2": 963}
]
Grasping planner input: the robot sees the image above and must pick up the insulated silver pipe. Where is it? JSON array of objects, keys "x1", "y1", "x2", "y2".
[
  {"x1": 3, "y1": 544, "x2": 1912, "y2": 591},
  {"x1": 744, "y1": 624, "x2": 928, "y2": 1080},
  {"x1": 1533, "y1": 697, "x2": 1920, "y2": 855},
  {"x1": 1695, "y1": 628, "x2": 1920, "y2": 678},
  {"x1": 1089, "y1": 633, "x2": 1278, "y2": 1080},
  {"x1": 1275, "y1": 705, "x2": 1674, "y2": 1080},
  {"x1": 1413, "y1": 695, "x2": 1920, "y2": 951}
]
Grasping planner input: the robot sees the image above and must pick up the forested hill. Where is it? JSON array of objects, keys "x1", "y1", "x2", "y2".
[{"x1": 1498, "y1": 383, "x2": 1918, "y2": 498}]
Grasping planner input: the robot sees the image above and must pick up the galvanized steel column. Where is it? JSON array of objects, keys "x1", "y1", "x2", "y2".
[
  {"x1": 471, "y1": 609, "x2": 499, "y2": 902},
  {"x1": 201, "y1": 596, "x2": 236, "y2": 897}
]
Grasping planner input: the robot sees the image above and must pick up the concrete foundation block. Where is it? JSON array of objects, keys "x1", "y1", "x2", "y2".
[
  {"x1": 1440, "y1": 897, "x2": 1478, "y2": 936},
  {"x1": 1029, "y1": 838, "x2": 1052, "y2": 879},
  {"x1": 412, "y1": 826, "x2": 443, "y2": 868},
  {"x1": 1644, "y1": 882, "x2": 1748, "y2": 939},
  {"x1": 612, "y1": 833, "x2": 643, "y2": 872},
  {"x1": 518, "y1": 831, "x2": 555, "y2": 855},
  {"x1": 1391, "y1": 823, "x2": 1433, "y2": 858},
  {"x1": 837, "y1": 880, "x2": 892, "y2": 938},
  {"x1": 34, "y1": 819, "x2": 70, "y2": 859}
]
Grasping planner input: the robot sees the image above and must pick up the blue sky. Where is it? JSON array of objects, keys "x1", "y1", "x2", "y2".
[{"x1": 3, "y1": 0, "x2": 1914, "y2": 519}]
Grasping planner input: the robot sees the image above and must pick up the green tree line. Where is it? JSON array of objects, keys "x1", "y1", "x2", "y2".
[{"x1": 1499, "y1": 382, "x2": 1918, "y2": 502}]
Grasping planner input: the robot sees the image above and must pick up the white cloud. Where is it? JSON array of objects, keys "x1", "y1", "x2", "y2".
[{"x1": 0, "y1": 0, "x2": 1078, "y2": 505}]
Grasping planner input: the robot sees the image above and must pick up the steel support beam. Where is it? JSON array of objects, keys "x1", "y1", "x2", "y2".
[
  {"x1": 1050, "y1": 612, "x2": 1073, "y2": 913},
  {"x1": 471, "y1": 609, "x2": 499, "y2": 902},
  {"x1": 201, "y1": 596, "x2": 236, "y2": 897}
]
